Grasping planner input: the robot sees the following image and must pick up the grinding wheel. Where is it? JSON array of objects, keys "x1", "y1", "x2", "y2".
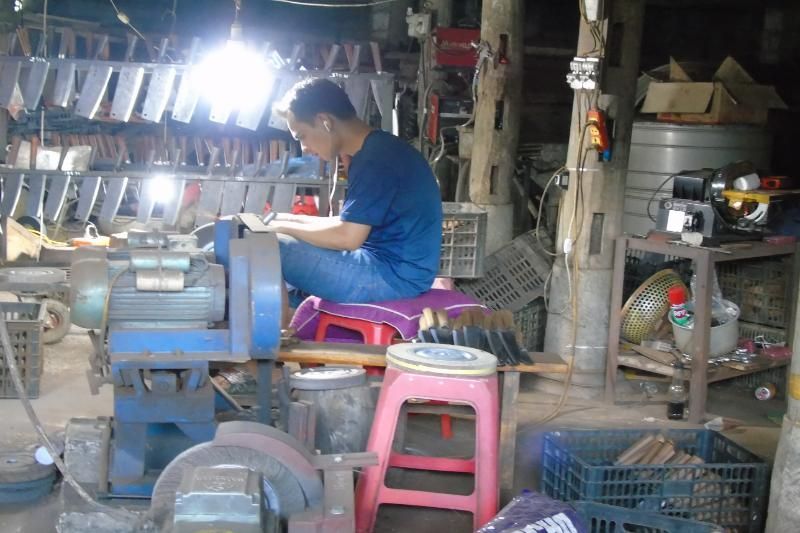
[
  {"x1": 386, "y1": 343, "x2": 498, "y2": 376},
  {"x1": 150, "y1": 422, "x2": 323, "y2": 528}
]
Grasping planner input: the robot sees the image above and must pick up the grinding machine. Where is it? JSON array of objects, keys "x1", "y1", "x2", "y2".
[{"x1": 64, "y1": 214, "x2": 375, "y2": 532}]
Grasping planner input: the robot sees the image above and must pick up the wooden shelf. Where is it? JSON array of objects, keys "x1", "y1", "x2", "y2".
[
  {"x1": 278, "y1": 341, "x2": 569, "y2": 374},
  {"x1": 617, "y1": 349, "x2": 789, "y2": 384}
]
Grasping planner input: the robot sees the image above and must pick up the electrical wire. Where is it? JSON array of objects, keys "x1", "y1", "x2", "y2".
[
  {"x1": 26, "y1": 228, "x2": 69, "y2": 246},
  {"x1": 269, "y1": 0, "x2": 402, "y2": 6},
  {"x1": 535, "y1": 166, "x2": 567, "y2": 257},
  {"x1": 0, "y1": 310, "x2": 140, "y2": 524},
  {"x1": 108, "y1": 0, "x2": 150, "y2": 46},
  {"x1": 646, "y1": 175, "x2": 674, "y2": 222}
]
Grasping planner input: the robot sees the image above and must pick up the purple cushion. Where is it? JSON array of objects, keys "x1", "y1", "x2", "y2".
[{"x1": 289, "y1": 289, "x2": 487, "y2": 342}]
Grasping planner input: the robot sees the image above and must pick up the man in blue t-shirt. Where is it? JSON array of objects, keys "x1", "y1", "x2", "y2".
[{"x1": 269, "y1": 78, "x2": 442, "y2": 305}]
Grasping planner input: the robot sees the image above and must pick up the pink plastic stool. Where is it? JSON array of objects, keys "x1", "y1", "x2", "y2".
[
  {"x1": 355, "y1": 344, "x2": 500, "y2": 532},
  {"x1": 315, "y1": 313, "x2": 400, "y2": 345}
]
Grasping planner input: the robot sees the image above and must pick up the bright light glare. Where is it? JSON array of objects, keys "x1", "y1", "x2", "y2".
[
  {"x1": 150, "y1": 174, "x2": 176, "y2": 205},
  {"x1": 195, "y1": 40, "x2": 273, "y2": 112},
  {"x1": 13, "y1": 0, "x2": 22, "y2": 13}
]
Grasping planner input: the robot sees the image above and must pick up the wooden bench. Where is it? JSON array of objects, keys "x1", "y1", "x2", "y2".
[{"x1": 279, "y1": 341, "x2": 569, "y2": 503}]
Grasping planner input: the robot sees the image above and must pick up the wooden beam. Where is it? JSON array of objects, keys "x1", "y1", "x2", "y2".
[
  {"x1": 468, "y1": 0, "x2": 524, "y2": 205},
  {"x1": 499, "y1": 371, "x2": 520, "y2": 504}
]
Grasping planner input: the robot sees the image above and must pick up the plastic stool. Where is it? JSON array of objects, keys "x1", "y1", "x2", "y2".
[
  {"x1": 314, "y1": 312, "x2": 453, "y2": 436},
  {"x1": 315, "y1": 313, "x2": 399, "y2": 345},
  {"x1": 355, "y1": 344, "x2": 500, "y2": 532}
]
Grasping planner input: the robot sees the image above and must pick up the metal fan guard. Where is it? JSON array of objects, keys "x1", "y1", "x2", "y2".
[{"x1": 620, "y1": 269, "x2": 687, "y2": 344}]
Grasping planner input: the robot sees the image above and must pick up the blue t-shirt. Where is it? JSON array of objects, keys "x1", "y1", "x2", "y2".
[{"x1": 340, "y1": 130, "x2": 442, "y2": 295}]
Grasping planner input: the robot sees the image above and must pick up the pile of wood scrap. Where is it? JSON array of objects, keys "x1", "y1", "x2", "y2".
[{"x1": 615, "y1": 433, "x2": 745, "y2": 525}]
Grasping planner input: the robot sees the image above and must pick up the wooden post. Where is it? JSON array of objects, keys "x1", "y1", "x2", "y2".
[
  {"x1": 544, "y1": 0, "x2": 645, "y2": 389},
  {"x1": 766, "y1": 246, "x2": 800, "y2": 531},
  {"x1": 467, "y1": 0, "x2": 524, "y2": 251}
]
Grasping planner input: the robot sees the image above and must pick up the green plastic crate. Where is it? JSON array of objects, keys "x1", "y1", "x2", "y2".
[{"x1": 0, "y1": 302, "x2": 45, "y2": 399}]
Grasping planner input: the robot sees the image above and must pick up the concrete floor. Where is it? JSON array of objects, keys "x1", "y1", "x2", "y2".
[{"x1": 0, "y1": 326, "x2": 785, "y2": 532}]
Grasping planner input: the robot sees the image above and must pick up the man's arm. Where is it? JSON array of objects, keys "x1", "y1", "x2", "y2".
[
  {"x1": 270, "y1": 218, "x2": 371, "y2": 251},
  {"x1": 273, "y1": 213, "x2": 339, "y2": 225}
]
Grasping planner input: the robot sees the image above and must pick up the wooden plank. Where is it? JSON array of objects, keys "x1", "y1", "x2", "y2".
[
  {"x1": 278, "y1": 342, "x2": 567, "y2": 374},
  {"x1": 631, "y1": 345, "x2": 679, "y2": 366},
  {"x1": 499, "y1": 371, "x2": 520, "y2": 504},
  {"x1": 617, "y1": 351, "x2": 789, "y2": 384}
]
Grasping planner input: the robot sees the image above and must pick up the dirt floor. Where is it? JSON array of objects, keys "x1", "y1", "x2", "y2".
[{"x1": 0, "y1": 324, "x2": 785, "y2": 532}]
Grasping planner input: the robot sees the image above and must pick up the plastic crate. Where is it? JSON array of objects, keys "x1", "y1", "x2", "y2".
[
  {"x1": 541, "y1": 429, "x2": 768, "y2": 532},
  {"x1": 456, "y1": 230, "x2": 553, "y2": 312},
  {"x1": 574, "y1": 502, "x2": 721, "y2": 533},
  {"x1": 0, "y1": 302, "x2": 45, "y2": 399},
  {"x1": 439, "y1": 202, "x2": 488, "y2": 278},
  {"x1": 717, "y1": 257, "x2": 790, "y2": 329},
  {"x1": 513, "y1": 297, "x2": 547, "y2": 351}
]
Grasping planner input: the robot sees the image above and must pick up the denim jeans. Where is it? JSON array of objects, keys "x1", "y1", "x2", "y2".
[{"x1": 277, "y1": 234, "x2": 418, "y2": 304}]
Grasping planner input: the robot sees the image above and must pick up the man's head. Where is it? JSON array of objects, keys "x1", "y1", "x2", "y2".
[{"x1": 274, "y1": 78, "x2": 357, "y2": 161}]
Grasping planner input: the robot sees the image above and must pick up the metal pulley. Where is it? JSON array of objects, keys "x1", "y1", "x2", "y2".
[{"x1": 150, "y1": 422, "x2": 324, "y2": 528}]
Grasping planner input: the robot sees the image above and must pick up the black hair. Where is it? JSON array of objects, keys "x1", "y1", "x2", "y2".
[{"x1": 274, "y1": 78, "x2": 357, "y2": 124}]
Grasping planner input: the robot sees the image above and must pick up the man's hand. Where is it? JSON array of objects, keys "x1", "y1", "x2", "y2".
[{"x1": 269, "y1": 216, "x2": 370, "y2": 251}]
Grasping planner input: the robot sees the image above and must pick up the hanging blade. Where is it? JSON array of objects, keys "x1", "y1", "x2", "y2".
[
  {"x1": 171, "y1": 37, "x2": 202, "y2": 123},
  {"x1": 21, "y1": 58, "x2": 50, "y2": 111},
  {"x1": 75, "y1": 177, "x2": 102, "y2": 222},
  {"x1": 13, "y1": 139, "x2": 32, "y2": 170},
  {"x1": 110, "y1": 66, "x2": 144, "y2": 122},
  {"x1": 24, "y1": 176, "x2": 46, "y2": 219},
  {"x1": 370, "y1": 78, "x2": 394, "y2": 132},
  {"x1": 323, "y1": 44, "x2": 340, "y2": 71},
  {"x1": 0, "y1": 174, "x2": 24, "y2": 216},
  {"x1": 50, "y1": 61, "x2": 76, "y2": 108},
  {"x1": 44, "y1": 174, "x2": 71, "y2": 222},
  {"x1": 161, "y1": 148, "x2": 185, "y2": 227},
  {"x1": 235, "y1": 75, "x2": 275, "y2": 131},
  {"x1": 195, "y1": 147, "x2": 223, "y2": 226},
  {"x1": 220, "y1": 149, "x2": 247, "y2": 216},
  {"x1": 36, "y1": 145, "x2": 63, "y2": 171},
  {"x1": 270, "y1": 152, "x2": 295, "y2": 213},
  {"x1": 141, "y1": 66, "x2": 176, "y2": 122},
  {"x1": 266, "y1": 75, "x2": 296, "y2": 130},
  {"x1": 0, "y1": 61, "x2": 22, "y2": 109},
  {"x1": 242, "y1": 152, "x2": 269, "y2": 213},
  {"x1": 136, "y1": 151, "x2": 159, "y2": 224},
  {"x1": 98, "y1": 177, "x2": 129, "y2": 229},
  {"x1": 344, "y1": 77, "x2": 370, "y2": 120},
  {"x1": 75, "y1": 64, "x2": 113, "y2": 119}
]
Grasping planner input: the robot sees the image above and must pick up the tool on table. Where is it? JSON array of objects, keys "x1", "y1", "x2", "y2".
[{"x1": 653, "y1": 161, "x2": 782, "y2": 245}]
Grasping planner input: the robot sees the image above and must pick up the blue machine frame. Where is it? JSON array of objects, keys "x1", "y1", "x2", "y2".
[{"x1": 88, "y1": 218, "x2": 283, "y2": 497}]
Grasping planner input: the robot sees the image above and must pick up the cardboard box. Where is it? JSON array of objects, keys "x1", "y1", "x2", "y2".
[{"x1": 641, "y1": 57, "x2": 787, "y2": 125}]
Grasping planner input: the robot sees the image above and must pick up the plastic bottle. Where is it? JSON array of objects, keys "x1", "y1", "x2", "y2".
[
  {"x1": 668, "y1": 286, "x2": 690, "y2": 326},
  {"x1": 667, "y1": 362, "x2": 688, "y2": 420}
]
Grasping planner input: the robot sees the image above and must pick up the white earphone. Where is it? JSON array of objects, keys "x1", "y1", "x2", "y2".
[{"x1": 324, "y1": 121, "x2": 332, "y2": 132}]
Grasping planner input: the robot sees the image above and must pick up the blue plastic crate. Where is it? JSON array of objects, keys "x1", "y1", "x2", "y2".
[
  {"x1": 574, "y1": 502, "x2": 722, "y2": 533},
  {"x1": 541, "y1": 429, "x2": 768, "y2": 532}
]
